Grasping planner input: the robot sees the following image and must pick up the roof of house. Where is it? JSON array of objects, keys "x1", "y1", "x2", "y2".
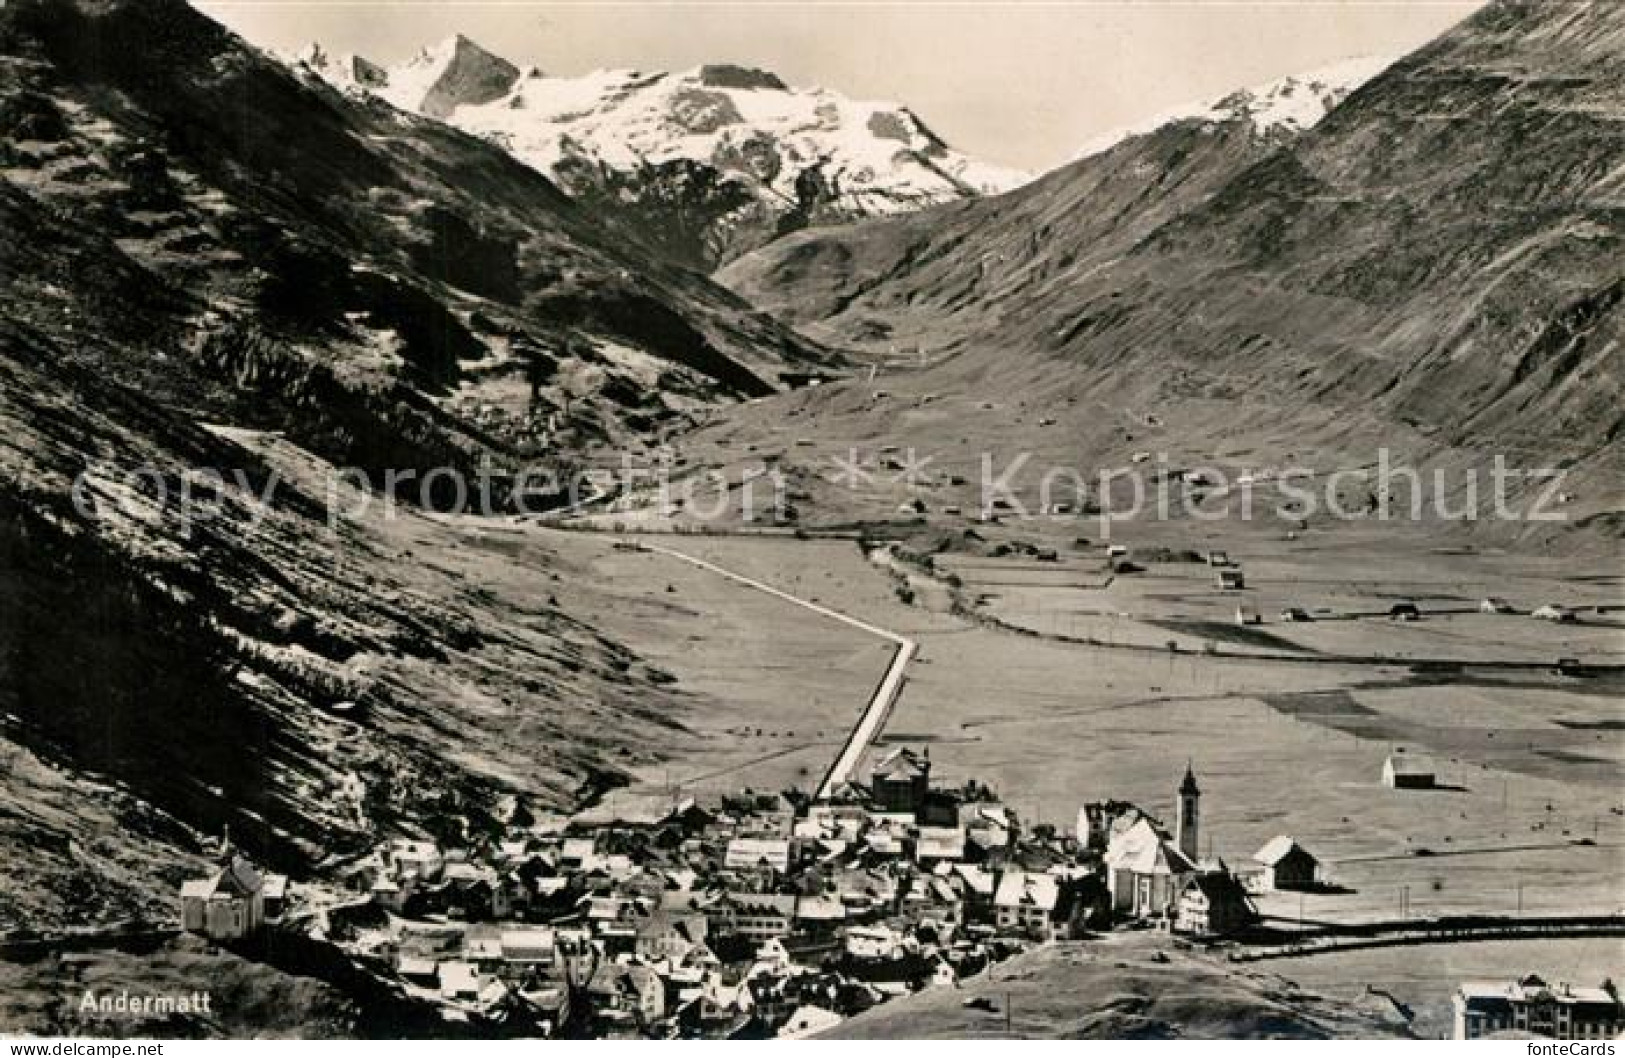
[
  {"x1": 915, "y1": 827, "x2": 966, "y2": 861},
  {"x1": 1384, "y1": 753, "x2": 1435, "y2": 776},
  {"x1": 1181, "y1": 871, "x2": 1257, "y2": 917},
  {"x1": 724, "y1": 893, "x2": 797, "y2": 917},
  {"x1": 184, "y1": 855, "x2": 264, "y2": 901},
  {"x1": 794, "y1": 895, "x2": 846, "y2": 922},
  {"x1": 872, "y1": 747, "x2": 929, "y2": 781},
  {"x1": 587, "y1": 962, "x2": 661, "y2": 999},
  {"x1": 1254, "y1": 835, "x2": 1317, "y2": 867},
  {"x1": 724, "y1": 837, "x2": 791, "y2": 871},
  {"x1": 953, "y1": 864, "x2": 997, "y2": 896},
  {"x1": 1107, "y1": 819, "x2": 1196, "y2": 875},
  {"x1": 396, "y1": 956, "x2": 438, "y2": 978},
  {"x1": 1459, "y1": 977, "x2": 1621, "y2": 1013},
  {"x1": 499, "y1": 928, "x2": 557, "y2": 954},
  {"x1": 993, "y1": 870, "x2": 1059, "y2": 912},
  {"x1": 180, "y1": 878, "x2": 214, "y2": 899},
  {"x1": 438, "y1": 961, "x2": 481, "y2": 998}
]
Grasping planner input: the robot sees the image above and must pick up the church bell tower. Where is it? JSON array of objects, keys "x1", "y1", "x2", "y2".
[{"x1": 1176, "y1": 763, "x2": 1200, "y2": 860}]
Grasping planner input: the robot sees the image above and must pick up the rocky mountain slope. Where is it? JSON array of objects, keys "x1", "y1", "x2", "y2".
[
  {"x1": 294, "y1": 38, "x2": 1028, "y2": 271},
  {"x1": 0, "y1": 0, "x2": 815, "y2": 931},
  {"x1": 716, "y1": 56, "x2": 1389, "y2": 346},
  {"x1": 718, "y1": 0, "x2": 1624, "y2": 536}
]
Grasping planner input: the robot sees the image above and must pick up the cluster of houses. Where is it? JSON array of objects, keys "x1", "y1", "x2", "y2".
[{"x1": 180, "y1": 753, "x2": 1330, "y2": 1039}]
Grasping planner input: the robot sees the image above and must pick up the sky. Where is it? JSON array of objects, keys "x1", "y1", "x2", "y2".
[{"x1": 196, "y1": 0, "x2": 1485, "y2": 172}]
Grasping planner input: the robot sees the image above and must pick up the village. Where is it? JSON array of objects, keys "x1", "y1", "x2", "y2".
[{"x1": 176, "y1": 749, "x2": 1343, "y2": 1038}]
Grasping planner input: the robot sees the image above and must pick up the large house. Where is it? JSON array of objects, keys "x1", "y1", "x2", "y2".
[
  {"x1": 703, "y1": 893, "x2": 797, "y2": 942},
  {"x1": 870, "y1": 747, "x2": 931, "y2": 816},
  {"x1": 1454, "y1": 976, "x2": 1623, "y2": 1040}
]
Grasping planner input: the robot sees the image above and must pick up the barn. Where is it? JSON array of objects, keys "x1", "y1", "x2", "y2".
[
  {"x1": 1383, "y1": 752, "x2": 1436, "y2": 789},
  {"x1": 1252, "y1": 835, "x2": 1320, "y2": 891}
]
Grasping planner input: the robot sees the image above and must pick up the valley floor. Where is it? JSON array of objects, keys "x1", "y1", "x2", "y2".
[{"x1": 525, "y1": 520, "x2": 1621, "y2": 1035}]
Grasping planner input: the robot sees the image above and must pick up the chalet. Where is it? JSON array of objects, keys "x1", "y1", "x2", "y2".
[
  {"x1": 1481, "y1": 597, "x2": 1516, "y2": 614},
  {"x1": 1207, "y1": 550, "x2": 1231, "y2": 567},
  {"x1": 1383, "y1": 752, "x2": 1436, "y2": 789},
  {"x1": 1532, "y1": 604, "x2": 1578, "y2": 624},
  {"x1": 1175, "y1": 870, "x2": 1258, "y2": 937},
  {"x1": 1235, "y1": 603, "x2": 1261, "y2": 626},
  {"x1": 1251, "y1": 836, "x2": 1320, "y2": 891},
  {"x1": 1218, "y1": 567, "x2": 1245, "y2": 591},
  {"x1": 180, "y1": 845, "x2": 268, "y2": 941},
  {"x1": 870, "y1": 747, "x2": 931, "y2": 816},
  {"x1": 992, "y1": 870, "x2": 1059, "y2": 940},
  {"x1": 1454, "y1": 976, "x2": 1623, "y2": 1040}
]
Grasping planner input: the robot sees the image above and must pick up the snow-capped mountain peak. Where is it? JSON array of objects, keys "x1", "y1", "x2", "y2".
[
  {"x1": 380, "y1": 34, "x2": 522, "y2": 118},
  {"x1": 1072, "y1": 55, "x2": 1392, "y2": 161},
  {"x1": 290, "y1": 36, "x2": 1029, "y2": 269}
]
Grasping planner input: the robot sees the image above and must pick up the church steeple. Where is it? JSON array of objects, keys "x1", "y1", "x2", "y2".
[{"x1": 1176, "y1": 763, "x2": 1200, "y2": 860}]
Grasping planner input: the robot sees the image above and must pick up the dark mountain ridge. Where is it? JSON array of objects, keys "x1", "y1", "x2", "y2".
[{"x1": 0, "y1": 0, "x2": 814, "y2": 928}]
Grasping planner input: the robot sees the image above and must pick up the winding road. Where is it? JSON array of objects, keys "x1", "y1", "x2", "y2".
[{"x1": 641, "y1": 542, "x2": 917, "y2": 799}]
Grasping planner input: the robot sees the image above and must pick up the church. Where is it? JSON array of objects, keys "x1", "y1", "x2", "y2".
[{"x1": 1103, "y1": 765, "x2": 1202, "y2": 920}]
